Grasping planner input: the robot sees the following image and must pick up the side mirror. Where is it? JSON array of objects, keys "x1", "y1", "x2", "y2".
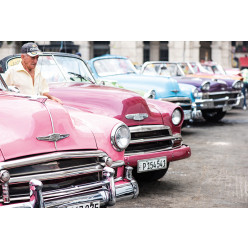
[{"x1": 8, "y1": 86, "x2": 20, "y2": 93}]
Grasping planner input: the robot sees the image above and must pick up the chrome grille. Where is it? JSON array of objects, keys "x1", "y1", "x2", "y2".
[
  {"x1": 125, "y1": 125, "x2": 181, "y2": 155},
  {"x1": 208, "y1": 92, "x2": 239, "y2": 100},
  {"x1": 0, "y1": 151, "x2": 123, "y2": 204},
  {"x1": 160, "y1": 97, "x2": 192, "y2": 110}
]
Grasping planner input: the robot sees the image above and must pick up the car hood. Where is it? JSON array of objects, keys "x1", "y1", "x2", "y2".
[
  {"x1": 97, "y1": 74, "x2": 184, "y2": 98},
  {"x1": 186, "y1": 74, "x2": 236, "y2": 90},
  {"x1": 175, "y1": 76, "x2": 207, "y2": 88},
  {"x1": 0, "y1": 92, "x2": 97, "y2": 161},
  {"x1": 49, "y1": 82, "x2": 164, "y2": 126}
]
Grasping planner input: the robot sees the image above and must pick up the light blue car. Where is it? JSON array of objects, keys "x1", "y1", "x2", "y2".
[{"x1": 88, "y1": 55, "x2": 201, "y2": 121}]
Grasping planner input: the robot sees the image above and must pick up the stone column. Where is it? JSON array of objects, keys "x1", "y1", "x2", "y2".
[
  {"x1": 211, "y1": 41, "x2": 232, "y2": 69},
  {"x1": 168, "y1": 41, "x2": 200, "y2": 62},
  {"x1": 0, "y1": 41, "x2": 17, "y2": 58},
  {"x1": 168, "y1": 41, "x2": 185, "y2": 61},
  {"x1": 73, "y1": 41, "x2": 92, "y2": 60},
  {"x1": 150, "y1": 41, "x2": 160, "y2": 61},
  {"x1": 110, "y1": 41, "x2": 144, "y2": 65},
  {"x1": 188, "y1": 41, "x2": 200, "y2": 61}
]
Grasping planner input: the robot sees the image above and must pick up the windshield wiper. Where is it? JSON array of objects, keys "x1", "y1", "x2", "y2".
[
  {"x1": 68, "y1": 72, "x2": 94, "y2": 83},
  {"x1": 0, "y1": 74, "x2": 8, "y2": 91}
]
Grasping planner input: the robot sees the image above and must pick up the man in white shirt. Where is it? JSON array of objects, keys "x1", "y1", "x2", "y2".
[{"x1": 4, "y1": 42, "x2": 62, "y2": 104}]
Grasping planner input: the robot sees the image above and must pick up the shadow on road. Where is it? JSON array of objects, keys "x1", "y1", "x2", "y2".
[{"x1": 137, "y1": 179, "x2": 185, "y2": 196}]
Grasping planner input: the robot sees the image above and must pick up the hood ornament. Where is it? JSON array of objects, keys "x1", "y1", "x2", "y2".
[
  {"x1": 37, "y1": 133, "x2": 70, "y2": 142},
  {"x1": 125, "y1": 113, "x2": 148, "y2": 121},
  {"x1": 171, "y1": 89, "x2": 180, "y2": 93}
]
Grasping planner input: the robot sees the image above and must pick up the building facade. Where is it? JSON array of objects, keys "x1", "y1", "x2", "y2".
[{"x1": 0, "y1": 41, "x2": 246, "y2": 69}]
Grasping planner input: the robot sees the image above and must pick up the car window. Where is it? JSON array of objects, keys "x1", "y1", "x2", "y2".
[
  {"x1": 54, "y1": 55, "x2": 95, "y2": 83},
  {"x1": 93, "y1": 58, "x2": 137, "y2": 76},
  {"x1": 179, "y1": 63, "x2": 192, "y2": 75},
  {"x1": 37, "y1": 56, "x2": 67, "y2": 83}
]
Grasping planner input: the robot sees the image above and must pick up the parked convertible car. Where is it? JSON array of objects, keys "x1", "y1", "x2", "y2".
[
  {"x1": 0, "y1": 53, "x2": 191, "y2": 182},
  {"x1": 140, "y1": 61, "x2": 242, "y2": 122},
  {"x1": 0, "y1": 74, "x2": 138, "y2": 208},
  {"x1": 197, "y1": 61, "x2": 243, "y2": 81},
  {"x1": 88, "y1": 54, "x2": 198, "y2": 122},
  {"x1": 184, "y1": 62, "x2": 244, "y2": 109}
]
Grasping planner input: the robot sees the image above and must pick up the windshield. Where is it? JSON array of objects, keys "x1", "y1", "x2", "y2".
[
  {"x1": 178, "y1": 63, "x2": 194, "y2": 75},
  {"x1": 143, "y1": 63, "x2": 183, "y2": 77},
  {"x1": 93, "y1": 58, "x2": 137, "y2": 76},
  {"x1": 202, "y1": 64, "x2": 226, "y2": 75},
  {"x1": 37, "y1": 55, "x2": 95, "y2": 84},
  {"x1": 190, "y1": 62, "x2": 212, "y2": 74}
]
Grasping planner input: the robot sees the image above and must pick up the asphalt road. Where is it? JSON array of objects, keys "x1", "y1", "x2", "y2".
[{"x1": 115, "y1": 108, "x2": 248, "y2": 208}]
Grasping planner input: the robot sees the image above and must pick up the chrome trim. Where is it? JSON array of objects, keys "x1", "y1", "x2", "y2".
[
  {"x1": 125, "y1": 166, "x2": 133, "y2": 181},
  {"x1": 125, "y1": 144, "x2": 180, "y2": 156},
  {"x1": 232, "y1": 80, "x2": 242, "y2": 89},
  {"x1": 1, "y1": 179, "x2": 44, "y2": 208},
  {"x1": 208, "y1": 90, "x2": 240, "y2": 95},
  {"x1": 201, "y1": 81, "x2": 210, "y2": 91},
  {"x1": 111, "y1": 123, "x2": 131, "y2": 152},
  {"x1": 0, "y1": 150, "x2": 107, "y2": 170},
  {"x1": 9, "y1": 164, "x2": 104, "y2": 184},
  {"x1": 125, "y1": 113, "x2": 149, "y2": 121},
  {"x1": 102, "y1": 167, "x2": 116, "y2": 206},
  {"x1": 41, "y1": 100, "x2": 57, "y2": 149},
  {"x1": 115, "y1": 179, "x2": 139, "y2": 200},
  {"x1": 129, "y1": 135, "x2": 180, "y2": 145},
  {"x1": 129, "y1": 125, "x2": 172, "y2": 135},
  {"x1": 1, "y1": 166, "x2": 139, "y2": 208},
  {"x1": 8, "y1": 160, "x2": 124, "y2": 184},
  {"x1": 159, "y1": 97, "x2": 192, "y2": 103},
  {"x1": 37, "y1": 133, "x2": 70, "y2": 142},
  {"x1": 0, "y1": 170, "x2": 10, "y2": 203}
]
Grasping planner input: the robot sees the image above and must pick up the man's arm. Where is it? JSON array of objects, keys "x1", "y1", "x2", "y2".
[{"x1": 43, "y1": 92, "x2": 63, "y2": 104}]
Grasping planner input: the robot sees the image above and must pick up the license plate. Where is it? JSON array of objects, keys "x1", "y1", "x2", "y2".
[
  {"x1": 223, "y1": 105, "x2": 232, "y2": 112},
  {"x1": 137, "y1": 156, "x2": 167, "y2": 173},
  {"x1": 68, "y1": 201, "x2": 100, "y2": 208}
]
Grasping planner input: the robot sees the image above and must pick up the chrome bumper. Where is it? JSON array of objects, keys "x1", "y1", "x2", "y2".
[
  {"x1": 195, "y1": 91, "x2": 243, "y2": 111},
  {"x1": 190, "y1": 104, "x2": 202, "y2": 120},
  {"x1": 183, "y1": 109, "x2": 192, "y2": 120},
  {"x1": 195, "y1": 97, "x2": 233, "y2": 111},
  {"x1": 231, "y1": 94, "x2": 244, "y2": 108},
  {"x1": 0, "y1": 166, "x2": 139, "y2": 208}
]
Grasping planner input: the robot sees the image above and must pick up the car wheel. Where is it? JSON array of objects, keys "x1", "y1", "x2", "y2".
[
  {"x1": 202, "y1": 109, "x2": 226, "y2": 122},
  {"x1": 133, "y1": 163, "x2": 170, "y2": 182}
]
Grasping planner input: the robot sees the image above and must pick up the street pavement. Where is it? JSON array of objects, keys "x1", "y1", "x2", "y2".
[{"x1": 115, "y1": 108, "x2": 248, "y2": 208}]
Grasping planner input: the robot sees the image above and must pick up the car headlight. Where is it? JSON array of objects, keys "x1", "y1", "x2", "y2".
[
  {"x1": 144, "y1": 89, "x2": 156, "y2": 99},
  {"x1": 232, "y1": 80, "x2": 243, "y2": 89},
  {"x1": 201, "y1": 81, "x2": 210, "y2": 91},
  {"x1": 172, "y1": 109, "x2": 182, "y2": 126},
  {"x1": 192, "y1": 88, "x2": 199, "y2": 98},
  {"x1": 111, "y1": 123, "x2": 131, "y2": 151}
]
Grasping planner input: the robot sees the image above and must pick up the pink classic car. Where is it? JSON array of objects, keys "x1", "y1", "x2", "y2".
[
  {"x1": 0, "y1": 53, "x2": 191, "y2": 182},
  {"x1": 0, "y1": 75, "x2": 138, "y2": 208}
]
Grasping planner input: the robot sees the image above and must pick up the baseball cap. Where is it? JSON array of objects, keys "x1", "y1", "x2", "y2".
[{"x1": 21, "y1": 42, "x2": 43, "y2": 57}]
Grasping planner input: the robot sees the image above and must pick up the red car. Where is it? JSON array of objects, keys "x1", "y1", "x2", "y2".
[{"x1": 0, "y1": 53, "x2": 191, "y2": 182}]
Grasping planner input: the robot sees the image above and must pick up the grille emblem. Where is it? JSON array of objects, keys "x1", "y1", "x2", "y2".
[
  {"x1": 37, "y1": 133, "x2": 70, "y2": 142},
  {"x1": 125, "y1": 113, "x2": 148, "y2": 121}
]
